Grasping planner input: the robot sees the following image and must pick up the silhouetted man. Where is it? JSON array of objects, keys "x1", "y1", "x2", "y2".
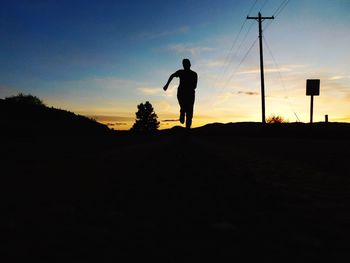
[{"x1": 163, "y1": 58, "x2": 198, "y2": 129}]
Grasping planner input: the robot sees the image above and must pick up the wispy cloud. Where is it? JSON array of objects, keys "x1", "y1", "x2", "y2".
[
  {"x1": 162, "y1": 119, "x2": 179, "y2": 122},
  {"x1": 88, "y1": 115, "x2": 134, "y2": 122},
  {"x1": 328, "y1": 75, "x2": 350, "y2": 81},
  {"x1": 237, "y1": 63, "x2": 309, "y2": 75},
  {"x1": 137, "y1": 87, "x2": 161, "y2": 95},
  {"x1": 137, "y1": 86, "x2": 177, "y2": 98},
  {"x1": 114, "y1": 122, "x2": 128, "y2": 126},
  {"x1": 239, "y1": 67, "x2": 291, "y2": 75},
  {"x1": 154, "y1": 100, "x2": 173, "y2": 112},
  {"x1": 237, "y1": 91, "x2": 259, "y2": 96},
  {"x1": 211, "y1": 91, "x2": 236, "y2": 106},
  {"x1": 197, "y1": 58, "x2": 227, "y2": 69},
  {"x1": 90, "y1": 115, "x2": 134, "y2": 130},
  {"x1": 166, "y1": 43, "x2": 215, "y2": 55},
  {"x1": 89, "y1": 77, "x2": 142, "y2": 91},
  {"x1": 135, "y1": 26, "x2": 189, "y2": 40},
  {"x1": 54, "y1": 76, "x2": 143, "y2": 93}
]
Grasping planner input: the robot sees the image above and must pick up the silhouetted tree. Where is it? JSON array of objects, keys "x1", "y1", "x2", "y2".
[
  {"x1": 5, "y1": 93, "x2": 45, "y2": 106},
  {"x1": 131, "y1": 101, "x2": 159, "y2": 132},
  {"x1": 266, "y1": 115, "x2": 288, "y2": 124}
]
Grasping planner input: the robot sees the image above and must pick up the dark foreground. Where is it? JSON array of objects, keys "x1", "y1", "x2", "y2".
[{"x1": 3, "y1": 124, "x2": 350, "y2": 262}]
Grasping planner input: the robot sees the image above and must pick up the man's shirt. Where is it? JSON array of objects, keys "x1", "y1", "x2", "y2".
[{"x1": 174, "y1": 69, "x2": 198, "y2": 93}]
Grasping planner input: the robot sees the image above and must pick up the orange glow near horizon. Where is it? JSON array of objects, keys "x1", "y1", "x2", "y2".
[{"x1": 94, "y1": 111, "x2": 350, "y2": 131}]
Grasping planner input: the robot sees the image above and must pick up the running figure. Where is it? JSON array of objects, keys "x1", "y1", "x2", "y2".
[{"x1": 163, "y1": 59, "x2": 198, "y2": 129}]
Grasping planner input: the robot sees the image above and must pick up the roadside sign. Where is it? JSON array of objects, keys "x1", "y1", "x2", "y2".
[{"x1": 306, "y1": 79, "x2": 320, "y2": 96}]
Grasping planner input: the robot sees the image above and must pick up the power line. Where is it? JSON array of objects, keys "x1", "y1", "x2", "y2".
[
  {"x1": 264, "y1": 0, "x2": 290, "y2": 31},
  {"x1": 207, "y1": 37, "x2": 258, "y2": 106},
  {"x1": 207, "y1": 0, "x2": 259, "y2": 108},
  {"x1": 211, "y1": 0, "x2": 288, "y2": 110},
  {"x1": 223, "y1": 37, "x2": 259, "y2": 89},
  {"x1": 224, "y1": 20, "x2": 255, "y2": 75},
  {"x1": 222, "y1": 0, "x2": 274, "y2": 93},
  {"x1": 217, "y1": 21, "x2": 248, "y2": 84},
  {"x1": 274, "y1": 0, "x2": 290, "y2": 17},
  {"x1": 259, "y1": 0, "x2": 269, "y2": 12},
  {"x1": 248, "y1": 0, "x2": 259, "y2": 15},
  {"x1": 215, "y1": 0, "x2": 259, "y2": 85},
  {"x1": 263, "y1": 36, "x2": 300, "y2": 122}
]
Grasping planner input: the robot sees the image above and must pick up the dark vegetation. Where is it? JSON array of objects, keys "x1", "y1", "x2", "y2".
[
  {"x1": 187, "y1": 121, "x2": 350, "y2": 139},
  {"x1": 2, "y1": 95, "x2": 350, "y2": 262},
  {"x1": 1, "y1": 94, "x2": 110, "y2": 136},
  {"x1": 5, "y1": 92, "x2": 46, "y2": 106},
  {"x1": 130, "y1": 101, "x2": 160, "y2": 133},
  {"x1": 266, "y1": 114, "x2": 288, "y2": 123}
]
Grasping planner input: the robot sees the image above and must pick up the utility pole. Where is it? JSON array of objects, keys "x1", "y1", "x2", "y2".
[{"x1": 247, "y1": 12, "x2": 274, "y2": 124}]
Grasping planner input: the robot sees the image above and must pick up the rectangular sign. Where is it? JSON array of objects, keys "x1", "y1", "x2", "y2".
[{"x1": 306, "y1": 79, "x2": 320, "y2": 96}]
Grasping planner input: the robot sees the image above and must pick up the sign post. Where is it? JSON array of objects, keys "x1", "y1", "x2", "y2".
[{"x1": 306, "y1": 79, "x2": 320, "y2": 123}]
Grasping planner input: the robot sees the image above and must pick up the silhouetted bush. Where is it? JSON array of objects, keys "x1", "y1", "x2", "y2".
[
  {"x1": 131, "y1": 101, "x2": 159, "y2": 133},
  {"x1": 1, "y1": 94, "x2": 110, "y2": 136},
  {"x1": 266, "y1": 115, "x2": 288, "y2": 124},
  {"x1": 5, "y1": 93, "x2": 45, "y2": 106}
]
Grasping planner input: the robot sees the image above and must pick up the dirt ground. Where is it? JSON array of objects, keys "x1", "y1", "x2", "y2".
[{"x1": 3, "y1": 128, "x2": 350, "y2": 262}]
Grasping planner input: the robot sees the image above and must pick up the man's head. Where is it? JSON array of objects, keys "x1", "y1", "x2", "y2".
[{"x1": 182, "y1": 58, "x2": 191, "y2": 70}]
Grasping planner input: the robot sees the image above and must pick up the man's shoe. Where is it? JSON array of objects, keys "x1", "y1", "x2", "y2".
[
  {"x1": 179, "y1": 113, "x2": 185, "y2": 124},
  {"x1": 186, "y1": 119, "x2": 192, "y2": 129}
]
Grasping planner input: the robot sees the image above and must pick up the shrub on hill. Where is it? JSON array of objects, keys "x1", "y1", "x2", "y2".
[
  {"x1": 131, "y1": 101, "x2": 159, "y2": 133},
  {"x1": 266, "y1": 115, "x2": 288, "y2": 124},
  {"x1": 5, "y1": 93, "x2": 45, "y2": 106}
]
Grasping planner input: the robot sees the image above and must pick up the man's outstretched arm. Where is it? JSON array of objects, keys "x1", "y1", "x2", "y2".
[{"x1": 163, "y1": 73, "x2": 177, "y2": 91}]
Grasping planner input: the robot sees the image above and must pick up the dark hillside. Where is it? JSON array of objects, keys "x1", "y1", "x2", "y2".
[
  {"x1": 181, "y1": 122, "x2": 350, "y2": 140},
  {"x1": 2, "y1": 112, "x2": 350, "y2": 262},
  {"x1": 1, "y1": 99, "x2": 110, "y2": 136}
]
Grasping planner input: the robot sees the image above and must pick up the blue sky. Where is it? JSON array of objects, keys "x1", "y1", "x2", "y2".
[{"x1": 1, "y1": 0, "x2": 350, "y2": 129}]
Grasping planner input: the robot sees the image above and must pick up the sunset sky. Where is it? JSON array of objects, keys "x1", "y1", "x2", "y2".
[{"x1": 1, "y1": 0, "x2": 349, "y2": 129}]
